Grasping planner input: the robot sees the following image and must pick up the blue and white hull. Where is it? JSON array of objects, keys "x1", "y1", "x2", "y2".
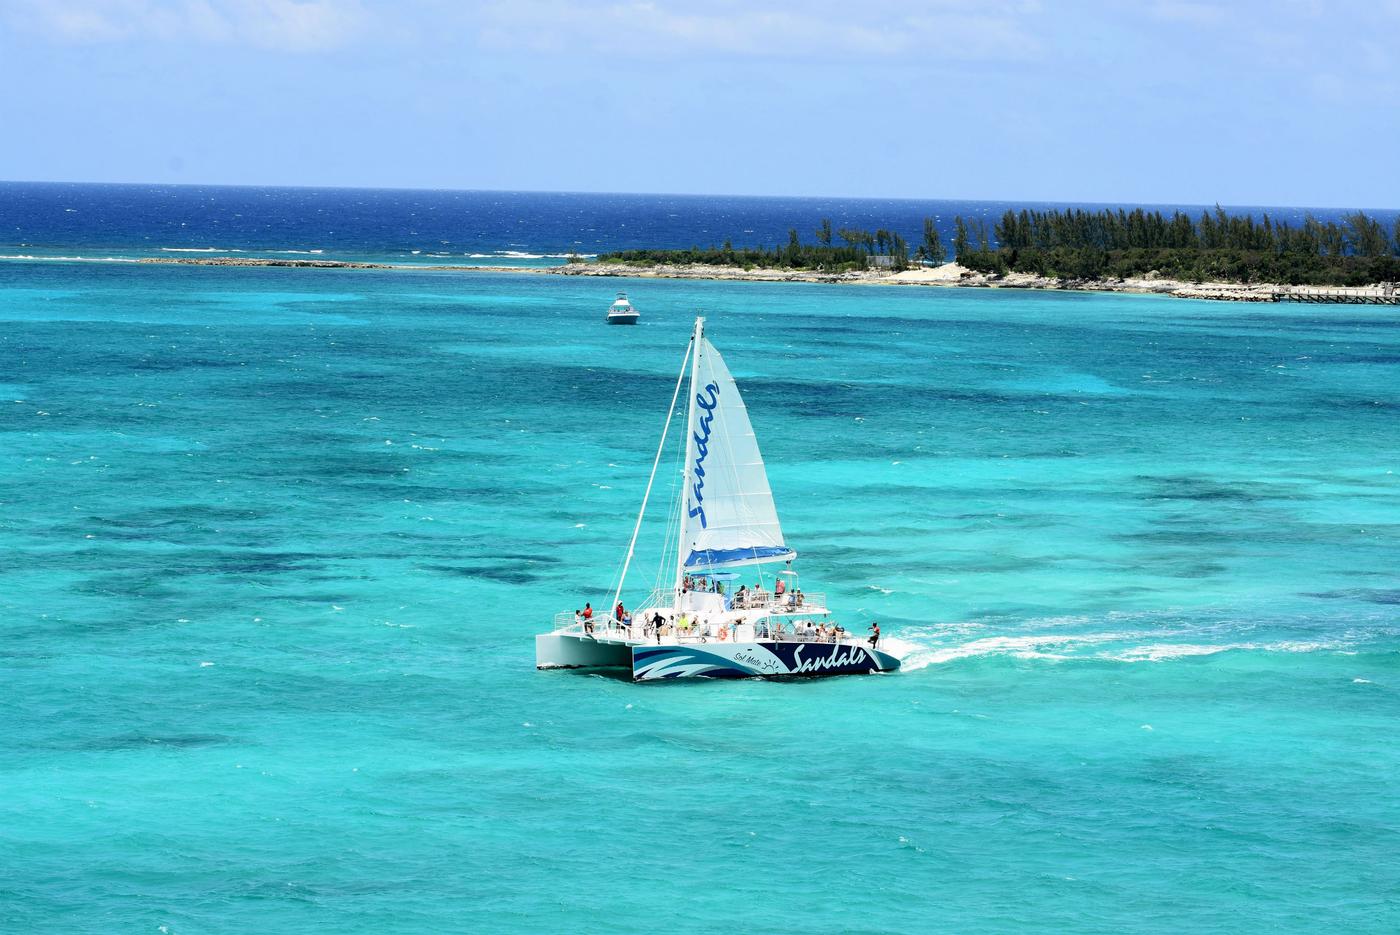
[{"x1": 631, "y1": 640, "x2": 900, "y2": 681}]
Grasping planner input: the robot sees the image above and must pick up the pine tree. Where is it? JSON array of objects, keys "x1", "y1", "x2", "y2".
[
  {"x1": 953, "y1": 216, "x2": 969, "y2": 259},
  {"x1": 921, "y1": 218, "x2": 946, "y2": 264},
  {"x1": 891, "y1": 233, "x2": 910, "y2": 270}
]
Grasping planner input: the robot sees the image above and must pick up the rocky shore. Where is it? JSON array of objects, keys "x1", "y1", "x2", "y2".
[
  {"x1": 139, "y1": 256, "x2": 396, "y2": 269},
  {"x1": 135, "y1": 256, "x2": 529, "y2": 271}
]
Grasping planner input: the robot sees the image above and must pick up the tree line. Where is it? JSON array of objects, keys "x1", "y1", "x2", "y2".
[
  {"x1": 596, "y1": 206, "x2": 1400, "y2": 285},
  {"x1": 598, "y1": 219, "x2": 942, "y2": 272},
  {"x1": 956, "y1": 206, "x2": 1400, "y2": 285}
]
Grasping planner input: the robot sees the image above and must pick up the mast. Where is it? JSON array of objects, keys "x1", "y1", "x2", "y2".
[
  {"x1": 673, "y1": 316, "x2": 705, "y2": 610},
  {"x1": 610, "y1": 333, "x2": 693, "y2": 619}
]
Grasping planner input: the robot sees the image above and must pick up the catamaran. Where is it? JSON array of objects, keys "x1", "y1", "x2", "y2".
[
  {"x1": 535, "y1": 317, "x2": 901, "y2": 680},
  {"x1": 606, "y1": 292, "x2": 639, "y2": 325}
]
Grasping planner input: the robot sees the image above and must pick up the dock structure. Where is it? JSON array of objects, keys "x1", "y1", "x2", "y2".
[{"x1": 1272, "y1": 283, "x2": 1399, "y2": 305}]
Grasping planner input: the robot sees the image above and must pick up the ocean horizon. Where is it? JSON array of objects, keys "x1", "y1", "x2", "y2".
[
  {"x1": 1, "y1": 185, "x2": 1398, "y2": 933},
  {"x1": 4, "y1": 181, "x2": 1398, "y2": 268}
]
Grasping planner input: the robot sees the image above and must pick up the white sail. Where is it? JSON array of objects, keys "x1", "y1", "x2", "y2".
[{"x1": 678, "y1": 336, "x2": 796, "y2": 570}]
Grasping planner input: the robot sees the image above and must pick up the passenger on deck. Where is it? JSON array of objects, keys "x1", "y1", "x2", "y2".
[
  {"x1": 775, "y1": 578, "x2": 786, "y2": 598},
  {"x1": 868, "y1": 621, "x2": 881, "y2": 649},
  {"x1": 614, "y1": 601, "x2": 626, "y2": 623},
  {"x1": 582, "y1": 603, "x2": 593, "y2": 621},
  {"x1": 794, "y1": 589, "x2": 805, "y2": 606}
]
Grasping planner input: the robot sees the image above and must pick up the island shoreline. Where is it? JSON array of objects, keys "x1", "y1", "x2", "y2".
[{"x1": 1, "y1": 254, "x2": 1393, "y2": 303}]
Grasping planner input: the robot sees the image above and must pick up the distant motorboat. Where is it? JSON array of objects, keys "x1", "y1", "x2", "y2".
[{"x1": 606, "y1": 292, "x2": 639, "y2": 325}]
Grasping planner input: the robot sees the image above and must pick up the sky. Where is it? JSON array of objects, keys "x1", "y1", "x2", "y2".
[{"x1": 1, "y1": 0, "x2": 1397, "y2": 207}]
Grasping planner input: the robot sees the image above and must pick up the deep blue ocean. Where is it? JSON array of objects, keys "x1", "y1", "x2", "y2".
[
  {"x1": 1, "y1": 184, "x2": 1398, "y2": 934},
  {"x1": 3, "y1": 181, "x2": 1397, "y2": 266}
]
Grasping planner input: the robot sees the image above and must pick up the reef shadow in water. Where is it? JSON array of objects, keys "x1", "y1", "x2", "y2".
[
  {"x1": 418, "y1": 563, "x2": 540, "y2": 585},
  {"x1": 1136, "y1": 475, "x2": 1265, "y2": 503},
  {"x1": 1304, "y1": 588, "x2": 1400, "y2": 605},
  {"x1": 80, "y1": 732, "x2": 235, "y2": 750}
]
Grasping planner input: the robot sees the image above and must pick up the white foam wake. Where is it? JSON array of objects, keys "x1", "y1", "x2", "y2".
[
  {"x1": 0, "y1": 254, "x2": 141, "y2": 262},
  {"x1": 464, "y1": 250, "x2": 598, "y2": 260},
  {"x1": 1103, "y1": 640, "x2": 1341, "y2": 662},
  {"x1": 886, "y1": 626, "x2": 1346, "y2": 672}
]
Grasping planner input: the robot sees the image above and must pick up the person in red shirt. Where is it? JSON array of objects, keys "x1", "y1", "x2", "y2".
[{"x1": 868, "y1": 621, "x2": 881, "y2": 649}]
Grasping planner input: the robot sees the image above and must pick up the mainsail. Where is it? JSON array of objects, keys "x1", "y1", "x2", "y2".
[{"x1": 677, "y1": 332, "x2": 796, "y2": 571}]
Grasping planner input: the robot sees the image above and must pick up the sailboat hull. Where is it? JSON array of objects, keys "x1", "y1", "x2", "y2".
[
  {"x1": 631, "y1": 641, "x2": 901, "y2": 681},
  {"x1": 536, "y1": 633, "x2": 633, "y2": 669}
]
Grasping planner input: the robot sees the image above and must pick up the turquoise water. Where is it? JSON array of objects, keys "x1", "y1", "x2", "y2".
[{"x1": 2, "y1": 261, "x2": 1398, "y2": 933}]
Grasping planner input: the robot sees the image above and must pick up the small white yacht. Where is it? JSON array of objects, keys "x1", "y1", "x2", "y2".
[
  {"x1": 606, "y1": 292, "x2": 639, "y2": 325},
  {"x1": 536, "y1": 317, "x2": 901, "y2": 681}
]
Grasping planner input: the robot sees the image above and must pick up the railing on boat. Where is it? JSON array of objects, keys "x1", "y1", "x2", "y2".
[
  {"x1": 553, "y1": 590, "x2": 830, "y2": 633},
  {"x1": 729, "y1": 590, "x2": 825, "y2": 612},
  {"x1": 549, "y1": 613, "x2": 863, "y2": 647},
  {"x1": 628, "y1": 587, "x2": 827, "y2": 612}
]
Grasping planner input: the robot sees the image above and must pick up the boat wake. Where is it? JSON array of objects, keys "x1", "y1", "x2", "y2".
[{"x1": 883, "y1": 619, "x2": 1359, "y2": 672}]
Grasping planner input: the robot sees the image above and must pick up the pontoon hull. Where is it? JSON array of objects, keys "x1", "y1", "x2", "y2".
[
  {"x1": 535, "y1": 633, "x2": 632, "y2": 669},
  {"x1": 631, "y1": 641, "x2": 900, "y2": 681}
]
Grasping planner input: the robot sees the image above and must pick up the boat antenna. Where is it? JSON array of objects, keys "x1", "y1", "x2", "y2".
[{"x1": 610, "y1": 325, "x2": 695, "y2": 618}]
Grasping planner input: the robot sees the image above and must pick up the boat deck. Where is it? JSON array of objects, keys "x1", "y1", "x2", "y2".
[
  {"x1": 553, "y1": 586, "x2": 860, "y2": 651},
  {"x1": 570, "y1": 620, "x2": 863, "y2": 649}
]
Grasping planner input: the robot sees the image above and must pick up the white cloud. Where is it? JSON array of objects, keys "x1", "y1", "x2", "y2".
[
  {"x1": 462, "y1": 0, "x2": 1043, "y2": 62},
  {"x1": 1148, "y1": 1, "x2": 1227, "y2": 25},
  {"x1": 6, "y1": 0, "x2": 369, "y2": 51}
]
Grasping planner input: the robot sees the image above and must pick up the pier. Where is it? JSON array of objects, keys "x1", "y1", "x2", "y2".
[{"x1": 1271, "y1": 284, "x2": 1399, "y2": 305}]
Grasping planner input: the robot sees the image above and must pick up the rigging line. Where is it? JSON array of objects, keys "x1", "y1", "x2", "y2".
[
  {"x1": 652, "y1": 406, "x2": 688, "y2": 599},
  {"x1": 611, "y1": 334, "x2": 694, "y2": 616}
]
